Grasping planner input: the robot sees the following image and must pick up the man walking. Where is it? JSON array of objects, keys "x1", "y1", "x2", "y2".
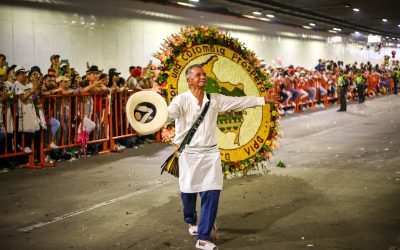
[{"x1": 167, "y1": 64, "x2": 279, "y2": 249}]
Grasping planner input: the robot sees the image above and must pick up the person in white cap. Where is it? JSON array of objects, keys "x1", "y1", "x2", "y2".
[
  {"x1": 14, "y1": 66, "x2": 41, "y2": 157},
  {"x1": 167, "y1": 64, "x2": 279, "y2": 250}
]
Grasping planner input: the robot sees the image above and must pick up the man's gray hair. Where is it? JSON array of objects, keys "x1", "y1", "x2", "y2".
[{"x1": 185, "y1": 64, "x2": 203, "y2": 80}]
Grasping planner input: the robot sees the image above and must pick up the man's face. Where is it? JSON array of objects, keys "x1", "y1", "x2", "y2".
[
  {"x1": 187, "y1": 66, "x2": 207, "y2": 89},
  {"x1": 87, "y1": 72, "x2": 98, "y2": 82},
  {"x1": 51, "y1": 57, "x2": 60, "y2": 65},
  {"x1": 45, "y1": 77, "x2": 56, "y2": 89},
  {"x1": 75, "y1": 75, "x2": 82, "y2": 83},
  {"x1": 60, "y1": 80, "x2": 70, "y2": 89},
  {"x1": 9, "y1": 69, "x2": 16, "y2": 81},
  {"x1": 86, "y1": 72, "x2": 96, "y2": 82},
  {"x1": 16, "y1": 72, "x2": 26, "y2": 83},
  {"x1": 101, "y1": 77, "x2": 109, "y2": 85},
  {"x1": 112, "y1": 74, "x2": 119, "y2": 82},
  {"x1": 30, "y1": 71, "x2": 40, "y2": 82}
]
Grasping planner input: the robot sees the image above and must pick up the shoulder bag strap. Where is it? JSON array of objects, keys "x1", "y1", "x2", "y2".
[{"x1": 177, "y1": 93, "x2": 211, "y2": 153}]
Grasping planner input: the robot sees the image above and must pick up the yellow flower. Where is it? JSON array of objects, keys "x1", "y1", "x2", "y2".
[
  {"x1": 271, "y1": 111, "x2": 278, "y2": 117},
  {"x1": 266, "y1": 140, "x2": 271, "y2": 146}
]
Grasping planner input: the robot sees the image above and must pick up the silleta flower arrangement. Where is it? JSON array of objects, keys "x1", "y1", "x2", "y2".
[{"x1": 155, "y1": 25, "x2": 282, "y2": 177}]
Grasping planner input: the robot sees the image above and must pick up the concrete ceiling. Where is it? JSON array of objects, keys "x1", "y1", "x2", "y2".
[
  {"x1": 145, "y1": 0, "x2": 400, "y2": 40},
  {"x1": 2, "y1": 0, "x2": 399, "y2": 41}
]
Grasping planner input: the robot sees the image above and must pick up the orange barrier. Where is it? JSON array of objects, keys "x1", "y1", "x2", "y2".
[
  {"x1": 109, "y1": 90, "x2": 138, "y2": 152},
  {"x1": 42, "y1": 93, "x2": 110, "y2": 156},
  {"x1": 0, "y1": 100, "x2": 40, "y2": 168},
  {"x1": 1, "y1": 91, "x2": 140, "y2": 168}
]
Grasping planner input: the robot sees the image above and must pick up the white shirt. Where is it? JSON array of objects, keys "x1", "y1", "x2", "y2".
[
  {"x1": 4, "y1": 81, "x2": 15, "y2": 92},
  {"x1": 14, "y1": 81, "x2": 40, "y2": 132},
  {"x1": 14, "y1": 81, "x2": 32, "y2": 97},
  {"x1": 168, "y1": 91, "x2": 265, "y2": 147},
  {"x1": 167, "y1": 91, "x2": 265, "y2": 192},
  {"x1": 126, "y1": 76, "x2": 138, "y2": 89}
]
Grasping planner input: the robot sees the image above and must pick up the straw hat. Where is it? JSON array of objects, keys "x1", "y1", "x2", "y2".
[{"x1": 126, "y1": 91, "x2": 168, "y2": 135}]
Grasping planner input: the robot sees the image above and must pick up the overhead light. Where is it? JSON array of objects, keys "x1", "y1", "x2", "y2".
[
  {"x1": 309, "y1": 23, "x2": 316, "y2": 26},
  {"x1": 386, "y1": 36, "x2": 390, "y2": 38},
  {"x1": 354, "y1": 31, "x2": 360, "y2": 35},
  {"x1": 382, "y1": 18, "x2": 388, "y2": 22},
  {"x1": 333, "y1": 28, "x2": 341, "y2": 31},
  {"x1": 353, "y1": 8, "x2": 360, "y2": 12},
  {"x1": 266, "y1": 14, "x2": 275, "y2": 18},
  {"x1": 188, "y1": 0, "x2": 199, "y2": 2},
  {"x1": 258, "y1": 18, "x2": 271, "y2": 22},
  {"x1": 253, "y1": 11, "x2": 262, "y2": 15},
  {"x1": 303, "y1": 25, "x2": 312, "y2": 29},
  {"x1": 328, "y1": 30, "x2": 337, "y2": 33},
  {"x1": 398, "y1": 24, "x2": 400, "y2": 27},
  {"x1": 177, "y1": 2, "x2": 196, "y2": 7}
]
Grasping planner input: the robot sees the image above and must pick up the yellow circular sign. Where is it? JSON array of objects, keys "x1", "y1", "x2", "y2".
[{"x1": 166, "y1": 44, "x2": 272, "y2": 162}]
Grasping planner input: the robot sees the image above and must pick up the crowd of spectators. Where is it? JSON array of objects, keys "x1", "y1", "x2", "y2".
[
  {"x1": 0, "y1": 53, "x2": 160, "y2": 173},
  {"x1": 268, "y1": 59, "x2": 400, "y2": 114}
]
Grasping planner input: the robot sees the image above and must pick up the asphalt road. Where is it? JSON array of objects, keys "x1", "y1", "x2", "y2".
[{"x1": 0, "y1": 95, "x2": 399, "y2": 250}]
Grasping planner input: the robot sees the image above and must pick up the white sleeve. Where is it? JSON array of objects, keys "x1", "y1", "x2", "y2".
[
  {"x1": 215, "y1": 93, "x2": 265, "y2": 112},
  {"x1": 15, "y1": 84, "x2": 24, "y2": 95},
  {"x1": 167, "y1": 95, "x2": 181, "y2": 123}
]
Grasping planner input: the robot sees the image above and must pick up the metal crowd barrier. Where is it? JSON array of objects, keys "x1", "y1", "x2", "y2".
[{"x1": 0, "y1": 91, "x2": 142, "y2": 168}]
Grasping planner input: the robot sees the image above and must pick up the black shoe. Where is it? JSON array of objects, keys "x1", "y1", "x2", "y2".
[{"x1": 337, "y1": 109, "x2": 345, "y2": 112}]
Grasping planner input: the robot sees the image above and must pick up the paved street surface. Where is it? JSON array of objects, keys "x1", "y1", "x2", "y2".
[{"x1": 1, "y1": 96, "x2": 400, "y2": 250}]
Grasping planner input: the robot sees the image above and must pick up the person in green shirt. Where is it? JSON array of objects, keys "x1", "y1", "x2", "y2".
[
  {"x1": 355, "y1": 70, "x2": 366, "y2": 103},
  {"x1": 393, "y1": 67, "x2": 400, "y2": 95},
  {"x1": 0, "y1": 54, "x2": 8, "y2": 82},
  {"x1": 337, "y1": 69, "x2": 347, "y2": 112}
]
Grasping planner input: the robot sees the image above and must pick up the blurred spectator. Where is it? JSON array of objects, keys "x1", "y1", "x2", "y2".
[
  {"x1": 315, "y1": 59, "x2": 325, "y2": 72},
  {"x1": 55, "y1": 75, "x2": 74, "y2": 146},
  {"x1": 14, "y1": 65, "x2": 41, "y2": 159},
  {"x1": 49, "y1": 54, "x2": 61, "y2": 76},
  {"x1": 0, "y1": 54, "x2": 8, "y2": 81},
  {"x1": 41, "y1": 74, "x2": 61, "y2": 148},
  {"x1": 108, "y1": 68, "x2": 119, "y2": 87},
  {"x1": 125, "y1": 66, "x2": 137, "y2": 89},
  {"x1": 0, "y1": 83, "x2": 10, "y2": 173}
]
